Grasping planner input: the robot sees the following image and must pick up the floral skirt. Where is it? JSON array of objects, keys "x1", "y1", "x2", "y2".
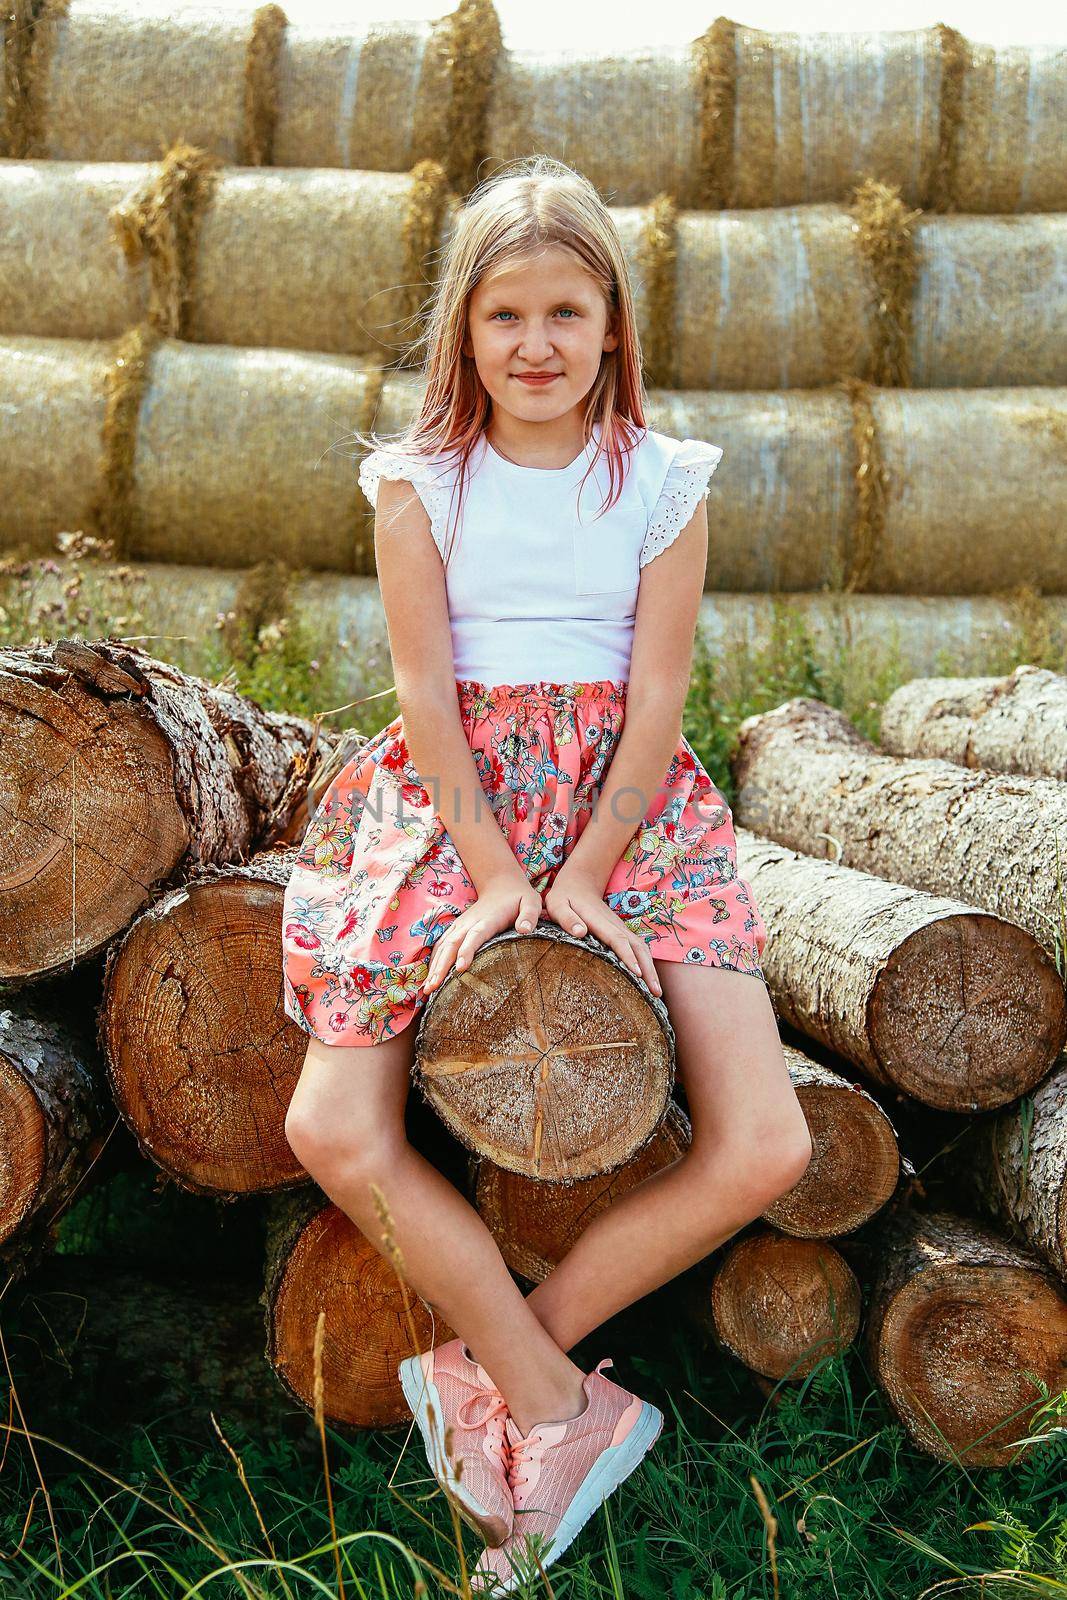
[{"x1": 281, "y1": 678, "x2": 768, "y2": 1047}]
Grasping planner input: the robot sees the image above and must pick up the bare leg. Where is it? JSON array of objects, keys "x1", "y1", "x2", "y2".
[
  {"x1": 522, "y1": 962, "x2": 813, "y2": 1354},
  {"x1": 284, "y1": 1027, "x2": 587, "y2": 1436}
]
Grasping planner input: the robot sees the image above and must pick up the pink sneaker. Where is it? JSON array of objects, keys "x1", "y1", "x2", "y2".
[
  {"x1": 471, "y1": 1357, "x2": 663, "y2": 1594},
  {"x1": 398, "y1": 1338, "x2": 513, "y2": 1546}
]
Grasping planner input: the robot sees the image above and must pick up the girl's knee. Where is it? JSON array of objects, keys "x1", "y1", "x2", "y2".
[{"x1": 284, "y1": 1099, "x2": 403, "y2": 1180}]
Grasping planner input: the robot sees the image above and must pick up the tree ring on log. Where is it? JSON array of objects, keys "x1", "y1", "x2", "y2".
[
  {"x1": 0, "y1": 673, "x2": 187, "y2": 981},
  {"x1": 866, "y1": 913, "x2": 1067, "y2": 1111},
  {"x1": 711, "y1": 1230, "x2": 862, "y2": 1379},
  {"x1": 413, "y1": 922, "x2": 675, "y2": 1182}
]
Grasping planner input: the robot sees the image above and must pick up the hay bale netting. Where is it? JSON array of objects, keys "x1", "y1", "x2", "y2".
[
  {"x1": 642, "y1": 384, "x2": 1067, "y2": 595},
  {"x1": 0, "y1": 160, "x2": 456, "y2": 358},
  {"x1": 0, "y1": 333, "x2": 377, "y2": 570},
  {"x1": 0, "y1": 2, "x2": 471, "y2": 175},
  {"x1": 911, "y1": 215, "x2": 1067, "y2": 387},
  {"x1": 954, "y1": 40, "x2": 1067, "y2": 212},
  {"x1": 648, "y1": 206, "x2": 1067, "y2": 391},
  {"x1": 486, "y1": 26, "x2": 1067, "y2": 212}
]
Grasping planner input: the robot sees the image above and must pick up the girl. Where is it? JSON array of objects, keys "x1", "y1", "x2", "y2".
[{"x1": 280, "y1": 155, "x2": 812, "y2": 1593}]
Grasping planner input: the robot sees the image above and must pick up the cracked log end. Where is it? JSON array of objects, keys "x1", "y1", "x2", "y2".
[
  {"x1": 868, "y1": 1210, "x2": 1067, "y2": 1464},
  {"x1": 414, "y1": 924, "x2": 675, "y2": 1182},
  {"x1": 709, "y1": 1229, "x2": 862, "y2": 1380},
  {"x1": 0, "y1": 677, "x2": 187, "y2": 980},
  {"x1": 101, "y1": 852, "x2": 304, "y2": 1195}
]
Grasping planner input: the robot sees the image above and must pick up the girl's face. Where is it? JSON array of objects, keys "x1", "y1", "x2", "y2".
[{"x1": 462, "y1": 244, "x2": 619, "y2": 428}]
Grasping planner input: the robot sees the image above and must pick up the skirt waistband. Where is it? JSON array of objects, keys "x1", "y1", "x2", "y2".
[{"x1": 456, "y1": 678, "x2": 628, "y2": 711}]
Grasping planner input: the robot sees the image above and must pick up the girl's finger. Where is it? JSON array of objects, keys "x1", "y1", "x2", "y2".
[{"x1": 454, "y1": 922, "x2": 487, "y2": 970}]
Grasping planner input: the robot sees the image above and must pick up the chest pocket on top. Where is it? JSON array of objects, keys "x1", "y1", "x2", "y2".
[{"x1": 572, "y1": 519, "x2": 640, "y2": 595}]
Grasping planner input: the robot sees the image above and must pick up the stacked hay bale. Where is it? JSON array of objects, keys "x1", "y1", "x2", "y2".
[{"x1": 0, "y1": 5, "x2": 1065, "y2": 661}]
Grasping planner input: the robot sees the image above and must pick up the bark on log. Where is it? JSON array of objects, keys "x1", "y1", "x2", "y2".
[
  {"x1": 471, "y1": 1099, "x2": 692, "y2": 1282},
  {"x1": 942, "y1": 1057, "x2": 1067, "y2": 1281},
  {"x1": 2, "y1": 1254, "x2": 314, "y2": 1471},
  {"x1": 0, "y1": 973, "x2": 114, "y2": 1274},
  {"x1": 0, "y1": 638, "x2": 321, "y2": 983},
  {"x1": 736, "y1": 827, "x2": 1065, "y2": 1111},
  {"x1": 263, "y1": 1187, "x2": 451, "y2": 1430},
  {"x1": 866, "y1": 1208, "x2": 1067, "y2": 1465},
  {"x1": 414, "y1": 923, "x2": 675, "y2": 1182},
  {"x1": 879, "y1": 665, "x2": 1067, "y2": 780},
  {"x1": 100, "y1": 845, "x2": 309, "y2": 1196},
  {"x1": 764, "y1": 1046, "x2": 901, "y2": 1235},
  {"x1": 709, "y1": 1229, "x2": 862, "y2": 1380},
  {"x1": 733, "y1": 696, "x2": 1067, "y2": 965}
]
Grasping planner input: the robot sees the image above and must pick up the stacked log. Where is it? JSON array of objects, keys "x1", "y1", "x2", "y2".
[
  {"x1": 731, "y1": 675, "x2": 1067, "y2": 1458},
  {"x1": 732, "y1": 697, "x2": 1067, "y2": 958},
  {"x1": 733, "y1": 828, "x2": 1066, "y2": 1111},
  {"x1": 866, "y1": 1210, "x2": 1067, "y2": 1466},
  {"x1": 0, "y1": 976, "x2": 113, "y2": 1275},
  {"x1": 0, "y1": 638, "x2": 326, "y2": 983},
  {"x1": 879, "y1": 664, "x2": 1067, "y2": 778}
]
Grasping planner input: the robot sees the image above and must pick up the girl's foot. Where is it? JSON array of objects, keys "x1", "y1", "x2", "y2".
[
  {"x1": 398, "y1": 1338, "x2": 514, "y2": 1546},
  {"x1": 470, "y1": 1357, "x2": 664, "y2": 1593}
]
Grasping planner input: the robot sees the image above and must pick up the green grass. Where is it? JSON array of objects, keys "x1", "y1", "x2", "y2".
[{"x1": 1, "y1": 1318, "x2": 1065, "y2": 1599}]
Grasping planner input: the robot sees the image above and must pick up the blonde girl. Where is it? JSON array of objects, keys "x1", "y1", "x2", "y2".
[{"x1": 281, "y1": 155, "x2": 811, "y2": 1593}]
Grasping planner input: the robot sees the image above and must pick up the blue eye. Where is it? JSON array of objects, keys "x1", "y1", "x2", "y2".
[{"x1": 491, "y1": 309, "x2": 578, "y2": 322}]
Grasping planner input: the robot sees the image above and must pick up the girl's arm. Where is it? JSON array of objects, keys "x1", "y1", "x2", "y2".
[
  {"x1": 373, "y1": 476, "x2": 530, "y2": 895},
  {"x1": 557, "y1": 494, "x2": 710, "y2": 893}
]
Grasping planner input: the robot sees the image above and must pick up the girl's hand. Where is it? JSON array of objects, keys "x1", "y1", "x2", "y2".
[
  {"x1": 421, "y1": 877, "x2": 543, "y2": 995},
  {"x1": 543, "y1": 866, "x2": 662, "y2": 996}
]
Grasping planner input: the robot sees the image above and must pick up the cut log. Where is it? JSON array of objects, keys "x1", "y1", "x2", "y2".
[
  {"x1": 100, "y1": 846, "x2": 309, "y2": 1196},
  {"x1": 764, "y1": 1047, "x2": 900, "y2": 1235},
  {"x1": 733, "y1": 696, "x2": 1067, "y2": 963},
  {"x1": 263, "y1": 1187, "x2": 450, "y2": 1430},
  {"x1": 708, "y1": 1229, "x2": 862, "y2": 1380},
  {"x1": 943, "y1": 1057, "x2": 1067, "y2": 1281},
  {"x1": 2, "y1": 1254, "x2": 313, "y2": 1471},
  {"x1": 866, "y1": 1209, "x2": 1067, "y2": 1465},
  {"x1": 413, "y1": 923, "x2": 675, "y2": 1182},
  {"x1": 880, "y1": 664, "x2": 1067, "y2": 780},
  {"x1": 0, "y1": 972, "x2": 114, "y2": 1273},
  {"x1": 472, "y1": 1099, "x2": 691, "y2": 1282},
  {"x1": 736, "y1": 827, "x2": 1066, "y2": 1111},
  {"x1": 0, "y1": 638, "x2": 320, "y2": 983}
]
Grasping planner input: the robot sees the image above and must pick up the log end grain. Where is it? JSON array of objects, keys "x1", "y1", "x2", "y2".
[
  {"x1": 266, "y1": 1200, "x2": 448, "y2": 1429},
  {"x1": 764, "y1": 1077, "x2": 899, "y2": 1237},
  {"x1": 414, "y1": 926, "x2": 675, "y2": 1182},
  {"x1": 102, "y1": 866, "x2": 305, "y2": 1194},
  {"x1": 869, "y1": 914, "x2": 1067, "y2": 1112},
  {"x1": 0, "y1": 1049, "x2": 45, "y2": 1245},
  {"x1": 0, "y1": 669, "x2": 188, "y2": 979},
  {"x1": 710, "y1": 1230, "x2": 862, "y2": 1380}
]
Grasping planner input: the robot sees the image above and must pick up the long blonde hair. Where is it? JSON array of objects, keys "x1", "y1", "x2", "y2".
[{"x1": 348, "y1": 154, "x2": 649, "y2": 563}]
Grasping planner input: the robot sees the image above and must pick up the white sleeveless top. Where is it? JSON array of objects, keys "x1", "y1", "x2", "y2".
[{"x1": 357, "y1": 423, "x2": 723, "y2": 686}]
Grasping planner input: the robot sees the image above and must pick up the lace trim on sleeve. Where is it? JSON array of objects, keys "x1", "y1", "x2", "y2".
[
  {"x1": 357, "y1": 446, "x2": 452, "y2": 557},
  {"x1": 639, "y1": 439, "x2": 724, "y2": 569}
]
